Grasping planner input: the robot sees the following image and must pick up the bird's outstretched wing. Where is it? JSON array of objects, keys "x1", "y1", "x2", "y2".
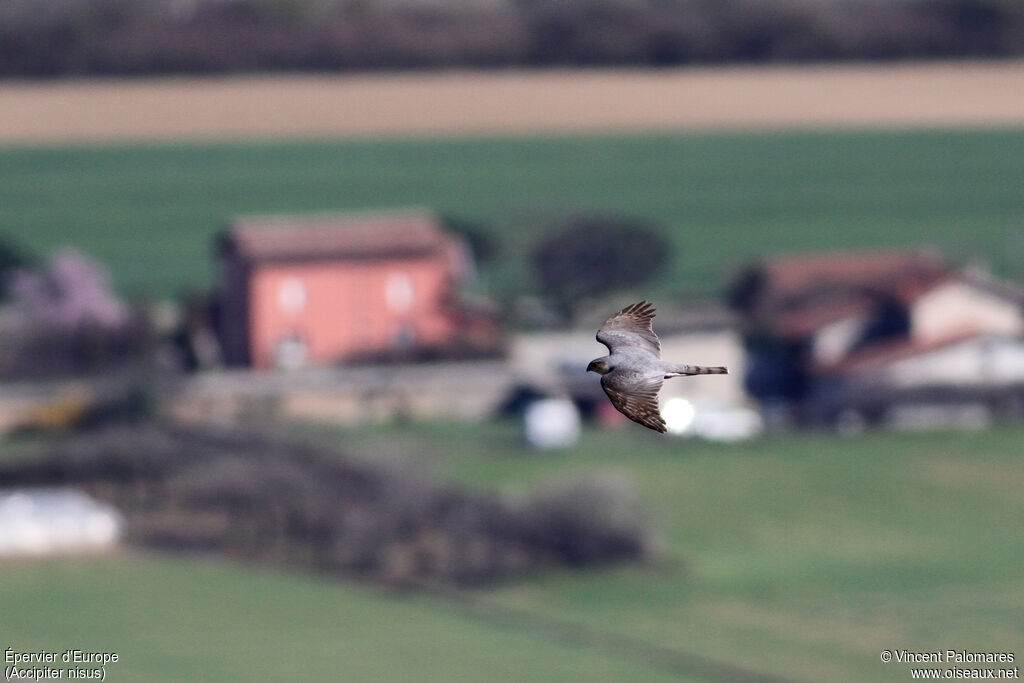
[
  {"x1": 596, "y1": 300, "x2": 661, "y2": 357},
  {"x1": 601, "y1": 374, "x2": 666, "y2": 433}
]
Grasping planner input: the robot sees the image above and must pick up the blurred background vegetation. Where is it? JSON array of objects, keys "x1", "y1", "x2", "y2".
[{"x1": 3, "y1": 0, "x2": 1024, "y2": 77}]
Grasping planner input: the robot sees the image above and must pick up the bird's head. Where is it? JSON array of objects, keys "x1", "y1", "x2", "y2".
[{"x1": 587, "y1": 358, "x2": 611, "y2": 375}]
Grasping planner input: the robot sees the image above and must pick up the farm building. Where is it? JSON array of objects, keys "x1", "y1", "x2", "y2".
[
  {"x1": 216, "y1": 209, "x2": 498, "y2": 368},
  {"x1": 729, "y1": 248, "x2": 1024, "y2": 426},
  {"x1": 816, "y1": 331, "x2": 1024, "y2": 430},
  {"x1": 729, "y1": 248, "x2": 949, "y2": 359}
]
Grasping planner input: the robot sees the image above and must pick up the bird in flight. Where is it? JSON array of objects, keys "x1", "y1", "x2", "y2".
[{"x1": 587, "y1": 301, "x2": 728, "y2": 433}]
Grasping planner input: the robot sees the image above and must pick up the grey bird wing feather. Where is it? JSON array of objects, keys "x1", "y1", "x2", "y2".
[
  {"x1": 596, "y1": 300, "x2": 661, "y2": 357},
  {"x1": 601, "y1": 374, "x2": 666, "y2": 433}
]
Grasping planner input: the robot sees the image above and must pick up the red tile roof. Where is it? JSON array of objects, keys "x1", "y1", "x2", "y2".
[
  {"x1": 744, "y1": 248, "x2": 952, "y2": 337},
  {"x1": 221, "y1": 208, "x2": 450, "y2": 263},
  {"x1": 756, "y1": 248, "x2": 948, "y2": 302}
]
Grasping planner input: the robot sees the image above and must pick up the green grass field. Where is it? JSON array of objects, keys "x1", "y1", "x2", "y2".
[
  {"x1": 3, "y1": 127, "x2": 1024, "y2": 300},
  {"x1": 4, "y1": 424, "x2": 1023, "y2": 682},
  {"x1": 1, "y1": 555, "x2": 689, "y2": 682}
]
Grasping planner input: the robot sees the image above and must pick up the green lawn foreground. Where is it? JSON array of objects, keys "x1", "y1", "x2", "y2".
[
  {"x1": 2, "y1": 127, "x2": 1024, "y2": 300},
  {"x1": 0, "y1": 555, "x2": 688, "y2": 682},
  {"x1": 341, "y1": 422, "x2": 1024, "y2": 682},
  {"x1": 3, "y1": 425, "x2": 1019, "y2": 682}
]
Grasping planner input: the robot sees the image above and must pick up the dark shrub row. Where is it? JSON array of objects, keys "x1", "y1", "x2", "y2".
[
  {"x1": 0, "y1": 422, "x2": 656, "y2": 585},
  {"x1": 2, "y1": 0, "x2": 1023, "y2": 77}
]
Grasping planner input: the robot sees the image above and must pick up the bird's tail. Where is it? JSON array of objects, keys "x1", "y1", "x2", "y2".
[{"x1": 667, "y1": 364, "x2": 728, "y2": 376}]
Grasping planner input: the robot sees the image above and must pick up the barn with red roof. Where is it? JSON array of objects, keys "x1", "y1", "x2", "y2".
[{"x1": 217, "y1": 208, "x2": 495, "y2": 368}]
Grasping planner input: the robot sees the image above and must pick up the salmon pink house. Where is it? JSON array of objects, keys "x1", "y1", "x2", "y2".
[{"x1": 217, "y1": 209, "x2": 493, "y2": 368}]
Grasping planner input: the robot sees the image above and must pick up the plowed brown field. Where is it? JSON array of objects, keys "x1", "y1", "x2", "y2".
[{"x1": 3, "y1": 61, "x2": 1024, "y2": 143}]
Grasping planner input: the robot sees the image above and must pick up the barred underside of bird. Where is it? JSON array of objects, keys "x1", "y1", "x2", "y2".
[{"x1": 588, "y1": 300, "x2": 729, "y2": 433}]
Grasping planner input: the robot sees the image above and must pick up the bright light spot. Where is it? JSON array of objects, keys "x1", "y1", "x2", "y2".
[
  {"x1": 523, "y1": 399, "x2": 581, "y2": 450},
  {"x1": 662, "y1": 397, "x2": 695, "y2": 435}
]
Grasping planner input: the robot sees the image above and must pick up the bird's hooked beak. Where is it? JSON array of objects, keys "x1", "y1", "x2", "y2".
[{"x1": 587, "y1": 360, "x2": 608, "y2": 375}]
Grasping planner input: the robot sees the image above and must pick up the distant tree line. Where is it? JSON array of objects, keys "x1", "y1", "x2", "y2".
[{"x1": 2, "y1": 0, "x2": 1023, "y2": 78}]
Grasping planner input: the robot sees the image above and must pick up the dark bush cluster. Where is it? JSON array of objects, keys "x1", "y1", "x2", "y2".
[
  {"x1": 0, "y1": 323, "x2": 146, "y2": 381},
  {"x1": 2, "y1": 0, "x2": 1023, "y2": 77},
  {"x1": 0, "y1": 249, "x2": 144, "y2": 381},
  {"x1": 531, "y1": 214, "x2": 669, "y2": 322},
  {"x1": 0, "y1": 248, "x2": 146, "y2": 382},
  {"x1": 0, "y1": 422, "x2": 656, "y2": 586}
]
